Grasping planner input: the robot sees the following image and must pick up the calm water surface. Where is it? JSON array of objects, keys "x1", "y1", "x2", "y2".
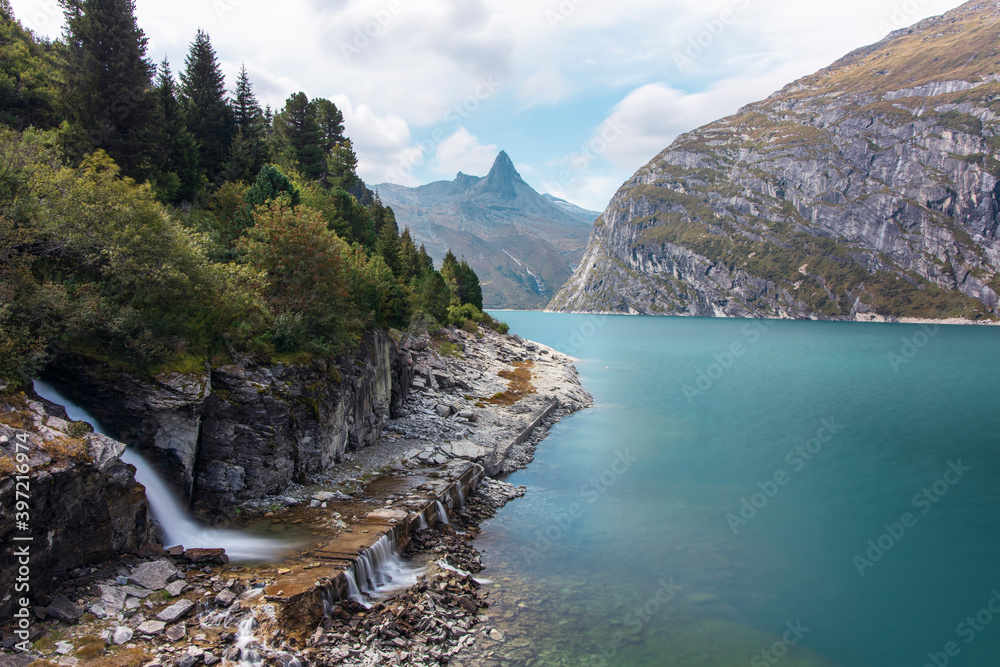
[{"x1": 477, "y1": 313, "x2": 1000, "y2": 666}]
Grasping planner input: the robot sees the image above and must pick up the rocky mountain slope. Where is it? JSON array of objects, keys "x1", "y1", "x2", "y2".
[
  {"x1": 551, "y1": 0, "x2": 1000, "y2": 321},
  {"x1": 377, "y1": 152, "x2": 597, "y2": 309}
]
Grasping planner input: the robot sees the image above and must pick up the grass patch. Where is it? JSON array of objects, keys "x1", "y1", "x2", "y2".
[
  {"x1": 438, "y1": 341, "x2": 462, "y2": 358},
  {"x1": 483, "y1": 361, "x2": 536, "y2": 406},
  {"x1": 75, "y1": 636, "x2": 106, "y2": 660}
]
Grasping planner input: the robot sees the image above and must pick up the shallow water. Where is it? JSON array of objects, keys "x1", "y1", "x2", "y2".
[{"x1": 479, "y1": 313, "x2": 1000, "y2": 666}]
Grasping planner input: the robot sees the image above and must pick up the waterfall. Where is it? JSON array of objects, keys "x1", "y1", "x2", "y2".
[
  {"x1": 435, "y1": 500, "x2": 450, "y2": 525},
  {"x1": 456, "y1": 484, "x2": 466, "y2": 509},
  {"x1": 235, "y1": 616, "x2": 263, "y2": 667},
  {"x1": 32, "y1": 380, "x2": 285, "y2": 562},
  {"x1": 417, "y1": 512, "x2": 428, "y2": 531},
  {"x1": 338, "y1": 533, "x2": 423, "y2": 605}
]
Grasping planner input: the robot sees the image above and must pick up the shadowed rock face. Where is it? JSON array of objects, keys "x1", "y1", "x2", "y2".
[
  {"x1": 551, "y1": 1, "x2": 1000, "y2": 321},
  {"x1": 0, "y1": 399, "x2": 155, "y2": 618},
  {"x1": 42, "y1": 331, "x2": 415, "y2": 520},
  {"x1": 377, "y1": 152, "x2": 597, "y2": 310}
]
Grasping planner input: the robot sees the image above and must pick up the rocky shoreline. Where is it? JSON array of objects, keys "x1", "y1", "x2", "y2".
[{"x1": 0, "y1": 324, "x2": 592, "y2": 666}]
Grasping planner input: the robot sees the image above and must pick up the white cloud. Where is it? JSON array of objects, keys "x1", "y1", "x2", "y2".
[
  {"x1": 433, "y1": 127, "x2": 499, "y2": 178},
  {"x1": 8, "y1": 0, "x2": 968, "y2": 210}
]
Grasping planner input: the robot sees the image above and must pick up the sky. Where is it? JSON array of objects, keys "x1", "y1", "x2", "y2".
[{"x1": 10, "y1": 0, "x2": 964, "y2": 211}]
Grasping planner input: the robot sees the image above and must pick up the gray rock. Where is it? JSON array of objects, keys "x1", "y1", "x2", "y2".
[
  {"x1": 98, "y1": 584, "x2": 127, "y2": 611},
  {"x1": 119, "y1": 584, "x2": 154, "y2": 599},
  {"x1": 435, "y1": 404, "x2": 454, "y2": 418},
  {"x1": 112, "y1": 626, "x2": 134, "y2": 645},
  {"x1": 173, "y1": 656, "x2": 199, "y2": 667},
  {"x1": 45, "y1": 595, "x2": 84, "y2": 623},
  {"x1": 128, "y1": 560, "x2": 179, "y2": 590},
  {"x1": 55, "y1": 640, "x2": 74, "y2": 655},
  {"x1": 215, "y1": 590, "x2": 237, "y2": 607},
  {"x1": 156, "y1": 598, "x2": 195, "y2": 623},
  {"x1": 165, "y1": 624, "x2": 186, "y2": 641},
  {"x1": 88, "y1": 603, "x2": 108, "y2": 619},
  {"x1": 136, "y1": 619, "x2": 166, "y2": 635},
  {"x1": 165, "y1": 580, "x2": 187, "y2": 597}
]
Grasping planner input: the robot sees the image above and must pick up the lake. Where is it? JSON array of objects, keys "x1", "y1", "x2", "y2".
[{"x1": 477, "y1": 313, "x2": 1000, "y2": 666}]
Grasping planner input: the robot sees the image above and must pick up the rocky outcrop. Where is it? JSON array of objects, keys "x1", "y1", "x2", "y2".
[
  {"x1": 43, "y1": 331, "x2": 415, "y2": 520},
  {"x1": 552, "y1": 1, "x2": 1000, "y2": 321},
  {"x1": 0, "y1": 395, "x2": 155, "y2": 619},
  {"x1": 193, "y1": 333, "x2": 406, "y2": 518}
]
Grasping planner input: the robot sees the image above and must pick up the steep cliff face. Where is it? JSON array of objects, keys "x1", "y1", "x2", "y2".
[
  {"x1": 0, "y1": 395, "x2": 155, "y2": 617},
  {"x1": 44, "y1": 331, "x2": 414, "y2": 520},
  {"x1": 551, "y1": 1, "x2": 1000, "y2": 321}
]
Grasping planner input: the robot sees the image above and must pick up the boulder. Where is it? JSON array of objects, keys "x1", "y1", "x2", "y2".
[
  {"x1": 156, "y1": 599, "x2": 195, "y2": 623},
  {"x1": 128, "y1": 560, "x2": 179, "y2": 590},
  {"x1": 183, "y1": 548, "x2": 228, "y2": 565},
  {"x1": 136, "y1": 619, "x2": 166, "y2": 635},
  {"x1": 112, "y1": 626, "x2": 134, "y2": 645},
  {"x1": 45, "y1": 595, "x2": 83, "y2": 623}
]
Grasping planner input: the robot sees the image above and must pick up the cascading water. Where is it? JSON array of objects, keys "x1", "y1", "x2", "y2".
[
  {"x1": 456, "y1": 485, "x2": 466, "y2": 510},
  {"x1": 337, "y1": 533, "x2": 424, "y2": 606},
  {"x1": 235, "y1": 616, "x2": 263, "y2": 667},
  {"x1": 417, "y1": 512, "x2": 428, "y2": 531},
  {"x1": 435, "y1": 500, "x2": 450, "y2": 525},
  {"x1": 32, "y1": 380, "x2": 286, "y2": 561}
]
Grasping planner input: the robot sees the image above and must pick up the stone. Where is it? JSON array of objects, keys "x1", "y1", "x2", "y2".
[
  {"x1": 124, "y1": 597, "x2": 141, "y2": 611},
  {"x1": 183, "y1": 548, "x2": 228, "y2": 565},
  {"x1": 136, "y1": 620, "x2": 166, "y2": 635},
  {"x1": 57, "y1": 658, "x2": 79, "y2": 667},
  {"x1": 165, "y1": 580, "x2": 187, "y2": 597},
  {"x1": 128, "y1": 560, "x2": 179, "y2": 590},
  {"x1": 165, "y1": 545, "x2": 185, "y2": 557},
  {"x1": 203, "y1": 654, "x2": 220, "y2": 666},
  {"x1": 46, "y1": 595, "x2": 84, "y2": 623},
  {"x1": 119, "y1": 584, "x2": 153, "y2": 599},
  {"x1": 313, "y1": 491, "x2": 351, "y2": 502},
  {"x1": 55, "y1": 640, "x2": 74, "y2": 654},
  {"x1": 215, "y1": 590, "x2": 237, "y2": 607},
  {"x1": 173, "y1": 656, "x2": 199, "y2": 667},
  {"x1": 457, "y1": 410, "x2": 477, "y2": 423},
  {"x1": 112, "y1": 626, "x2": 134, "y2": 645},
  {"x1": 156, "y1": 599, "x2": 195, "y2": 623},
  {"x1": 488, "y1": 628, "x2": 504, "y2": 641},
  {"x1": 99, "y1": 584, "x2": 127, "y2": 611},
  {"x1": 88, "y1": 603, "x2": 108, "y2": 619},
  {"x1": 435, "y1": 404, "x2": 454, "y2": 418},
  {"x1": 165, "y1": 624, "x2": 186, "y2": 642}
]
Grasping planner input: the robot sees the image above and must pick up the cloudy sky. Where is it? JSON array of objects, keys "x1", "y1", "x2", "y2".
[{"x1": 11, "y1": 0, "x2": 962, "y2": 211}]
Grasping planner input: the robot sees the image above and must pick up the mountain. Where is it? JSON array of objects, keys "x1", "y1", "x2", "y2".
[
  {"x1": 376, "y1": 152, "x2": 598, "y2": 309},
  {"x1": 551, "y1": 0, "x2": 1000, "y2": 322}
]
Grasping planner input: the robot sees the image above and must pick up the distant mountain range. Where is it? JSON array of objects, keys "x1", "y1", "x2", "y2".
[
  {"x1": 551, "y1": 0, "x2": 1000, "y2": 322},
  {"x1": 376, "y1": 152, "x2": 598, "y2": 309}
]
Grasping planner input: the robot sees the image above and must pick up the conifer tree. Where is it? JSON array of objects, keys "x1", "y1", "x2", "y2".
[
  {"x1": 153, "y1": 58, "x2": 200, "y2": 202},
  {"x1": 181, "y1": 29, "x2": 233, "y2": 185},
  {"x1": 59, "y1": 0, "x2": 156, "y2": 177},
  {"x1": 275, "y1": 91, "x2": 324, "y2": 181},
  {"x1": 225, "y1": 64, "x2": 267, "y2": 182}
]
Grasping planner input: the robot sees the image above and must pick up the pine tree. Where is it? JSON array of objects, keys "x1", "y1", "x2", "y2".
[
  {"x1": 153, "y1": 58, "x2": 201, "y2": 202},
  {"x1": 275, "y1": 92, "x2": 324, "y2": 181},
  {"x1": 375, "y1": 223, "x2": 400, "y2": 277},
  {"x1": 225, "y1": 64, "x2": 267, "y2": 182},
  {"x1": 313, "y1": 98, "x2": 345, "y2": 153},
  {"x1": 181, "y1": 29, "x2": 233, "y2": 186},
  {"x1": 397, "y1": 228, "x2": 419, "y2": 283},
  {"x1": 59, "y1": 0, "x2": 156, "y2": 178}
]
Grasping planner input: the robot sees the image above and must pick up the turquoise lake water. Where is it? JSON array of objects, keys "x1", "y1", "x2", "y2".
[{"x1": 478, "y1": 313, "x2": 1000, "y2": 666}]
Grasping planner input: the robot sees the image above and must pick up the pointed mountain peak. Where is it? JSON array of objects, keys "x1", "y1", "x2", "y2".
[{"x1": 482, "y1": 151, "x2": 525, "y2": 200}]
